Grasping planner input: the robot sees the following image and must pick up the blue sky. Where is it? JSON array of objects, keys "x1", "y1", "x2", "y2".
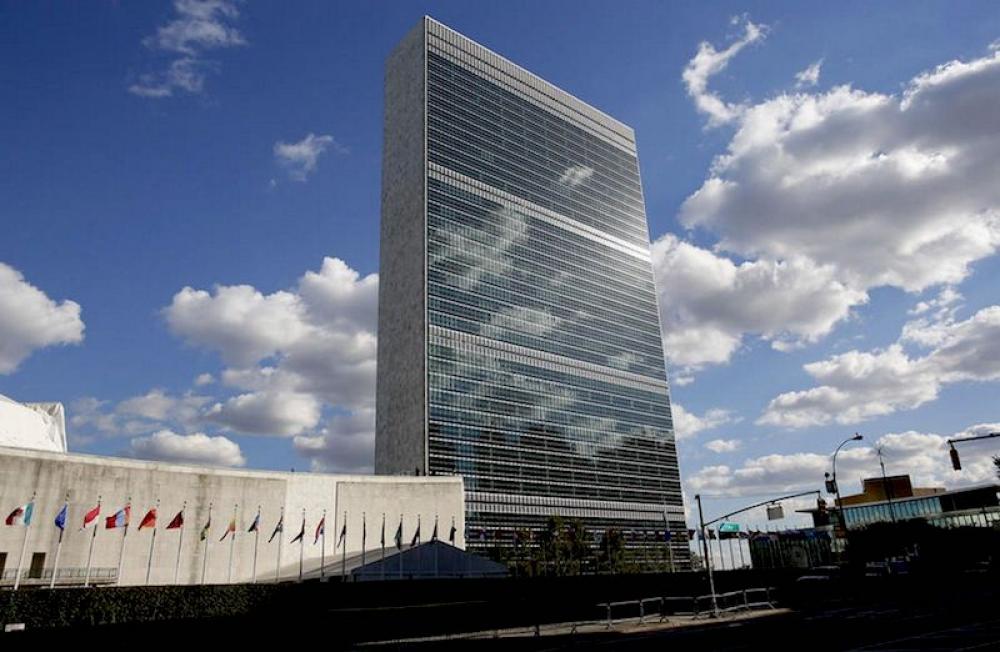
[{"x1": 2, "y1": 1, "x2": 1000, "y2": 529}]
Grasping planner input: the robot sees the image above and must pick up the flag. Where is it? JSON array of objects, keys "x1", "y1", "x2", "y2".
[
  {"x1": 248, "y1": 512, "x2": 260, "y2": 533},
  {"x1": 380, "y1": 515, "x2": 385, "y2": 547},
  {"x1": 200, "y1": 516, "x2": 212, "y2": 541},
  {"x1": 166, "y1": 511, "x2": 184, "y2": 530},
  {"x1": 335, "y1": 521, "x2": 346, "y2": 549},
  {"x1": 82, "y1": 504, "x2": 101, "y2": 529},
  {"x1": 394, "y1": 519, "x2": 403, "y2": 550},
  {"x1": 5, "y1": 502, "x2": 33, "y2": 526},
  {"x1": 448, "y1": 521, "x2": 456, "y2": 544},
  {"x1": 362, "y1": 515, "x2": 367, "y2": 550},
  {"x1": 106, "y1": 504, "x2": 130, "y2": 529},
  {"x1": 55, "y1": 504, "x2": 68, "y2": 531},
  {"x1": 220, "y1": 516, "x2": 236, "y2": 541},
  {"x1": 687, "y1": 528, "x2": 696, "y2": 540},
  {"x1": 268, "y1": 515, "x2": 283, "y2": 543},
  {"x1": 410, "y1": 521, "x2": 420, "y2": 547},
  {"x1": 316, "y1": 517, "x2": 326, "y2": 545},
  {"x1": 291, "y1": 518, "x2": 305, "y2": 544},
  {"x1": 138, "y1": 508, "x2": 157, "y2": 531},
  {"x1": 431, "y1": 519, "x2": 438, "y2": 542},
  {"x1": 664, "y1": 529, "x2": 672, "y2": 542}
]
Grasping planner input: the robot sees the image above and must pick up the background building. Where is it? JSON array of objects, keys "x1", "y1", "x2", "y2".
[
  {"x1": 376, "y1": 17, "x2": 687, "y2": 564},
  {"x1": 0, "y1": 445, "x2": 463, "y2": 587},
  {"x1": 0, "y1": 394, "x2": 67, "y2": 453}
]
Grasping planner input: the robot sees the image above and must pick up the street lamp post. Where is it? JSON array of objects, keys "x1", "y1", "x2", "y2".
[
  {"x1": 694, "y1": 494, "x2": 720, "y2": 618},
  {"x1": 830, "y1": 434, "x2": 863, "y2": 552}
]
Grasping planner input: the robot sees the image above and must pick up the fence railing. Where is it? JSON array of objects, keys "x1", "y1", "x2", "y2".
[
  {"x1": 596, "y1": 587, "x2": 777, "y2": 628},
  {"x1": 0, "y1": 567, "x2": 117, "y2": 586}
]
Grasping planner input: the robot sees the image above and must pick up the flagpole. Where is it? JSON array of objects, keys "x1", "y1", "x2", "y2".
[
  {"x1": 84, "y1": 496, "x2": 101, "y2": 588},
  {"x1": 399, "y1": 514, "x2": 403, "y2": 580},
  {"x1": 340, "y1": 510, "x2": 346, "y2": 579},
  {"x1": 227, "y1": 503, "x2": 237, "y2": 583},
  {"x1": 434, "y1": 514, "x2": 439, "y2": 579},
  {"x1": 146, "y1": 498, "x2": 160, "y2": 585},
  {"x1": 13, "y1": 492, "x2": 36, "y2": 591},
  {"x1": 298, "y1": 508, "x2": 305, "y2": 582},
  {"x1": 380, "y1": 513, "x2": 386, "y2": 582},
  {"x1": 174, "y1": 502, "x2": 186, "y2": 585},
  {"x1": 252, "y1": 505, "x2": 260, "y2": 584},
  {"x1": 116, "y1": 497, "x2": 131, "y2": 586},
  {"x1": 275, "y1": 506, "x2": 284, "y2": 583},
  {"x1": 361, "y1": 512, "x2": 366, "y2": 575},
  {"x1": 320, "y1": 509, "x2": 327, "y2": 580},
  {"x1": 201, "y1": 502, "x2": 212, "y2": 585},
  {"x1": 50, "y1": 493, "x2": 69, "y2": 589}
]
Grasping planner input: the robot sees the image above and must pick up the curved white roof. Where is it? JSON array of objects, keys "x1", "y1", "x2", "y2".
[{"x1": 0, "y1": 394, "x2": 67, "y2": 453}]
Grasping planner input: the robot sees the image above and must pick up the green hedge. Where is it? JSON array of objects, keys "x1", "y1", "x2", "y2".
[{"x1": 1, "y1": 584, "x2": 283, "y2": 630}]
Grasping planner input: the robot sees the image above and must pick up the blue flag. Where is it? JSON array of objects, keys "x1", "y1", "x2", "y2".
[
  {"x1": 663, "y1": 529, "x2": 672, "y2": 542},
  {"x1": 54, "y1": 503, "x2": 67, "y2": 531}
]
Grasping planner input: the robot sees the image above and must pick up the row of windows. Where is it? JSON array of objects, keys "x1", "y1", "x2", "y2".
[
  {"x1": 429, "y1": 307, "x2": 666, "y2": 378},
  {"x1": 428, "y1": 136, "x2": 646, "y2": 248},
  {"x1": 428, "y1": 283, "x2": 664, "y2": 358},
  {"x1": 427, "y1": 53, "x2": 644, "y2": 194},
  {"x1": 428, "y1": 342, "x2": 671, "y2": 411},
  {"x1": 428, "y1": 418, "x2": 678, "y2": 463},
  {"x1": 429, "y1": 373, "x2": 671, "y2": 429},
  {"x1": 425, "y1": 105, "x2": 647, "y2": 238},
  {"x1": 842, "y1": 497, "x2": 942, "y2": 526}
]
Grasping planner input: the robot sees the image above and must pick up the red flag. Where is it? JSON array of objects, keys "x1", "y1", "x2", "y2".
[
  {"x1": 138, "y1": 508, "x2": 157, "y2": 531},
  {"x1": 166, "y1": 511, "x2": 184, "y2": 529},
  {"x1": 82, "y1": 504, "x2": 100, "y2": 529}
]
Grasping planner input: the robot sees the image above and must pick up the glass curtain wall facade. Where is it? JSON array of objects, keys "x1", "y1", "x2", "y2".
[{"x1": 376, "y1": 17, "x2": 688, "y2": 566}]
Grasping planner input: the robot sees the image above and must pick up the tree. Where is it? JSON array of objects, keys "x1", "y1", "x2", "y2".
[{"x1": 993, "y1": 455, "x2": 1000, "y2": 480}]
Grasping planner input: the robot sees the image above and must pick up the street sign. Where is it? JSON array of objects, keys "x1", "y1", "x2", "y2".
[
  {"x1": 766, "y1": 504, "x2": 784, "y2": 520},
  {"x1": 719, "y1": 522, "x2": 740, "y2": 533}
]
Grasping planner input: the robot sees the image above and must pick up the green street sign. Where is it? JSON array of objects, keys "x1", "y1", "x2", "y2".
[{"x1": 719, "y1": 522, "x2": 740, "y2": 533}]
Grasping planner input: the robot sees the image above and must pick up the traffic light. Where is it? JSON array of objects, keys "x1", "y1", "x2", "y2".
[
  {"x1": 950, "y1": 445, "x2": 962, "y2": 471},
  {"x1": 825, "y1": 477, "x2": 838, "y2": 494},
  {"x1": 816, "y1": 497, "x2": 828, "y2": 514}
]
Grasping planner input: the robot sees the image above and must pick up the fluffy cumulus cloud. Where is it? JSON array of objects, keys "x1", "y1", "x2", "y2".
[
  {"x1": 274, "y1": 133, "x2": 345, "y2": 182},
  {"x1": 130, "y1": 0, "x2": 246, "y2": 98},
  {"x1": 760, "y1": 305, "x2": 1000, "y2": 427},
  {"x1": 163, "y1": 258, "x2": 378, "y2": 469},
  {"x1": 0, "y1": 262, "x2": 84, "y2": 374},
  {"x1": 687, "y1": 423, "x2": 1000, "y2": 498},
  {"x1": 652, "y1": 235, "x2": 866, "y2": 373},
  {"x1": 665, "y1": 28, "x2": 1000, "y2": 390},
  {"x1": 671, "y1": 403, "x2": 737, "y2": 441},
  {"x1": 680, "y1": 47, "x2": 1000, "y2": 294},
  {"x1": 129, "y1": 429, "x2": 245, "y2": 467},
  {"x1": 682, "y1": 16, "x2": 767, "y2": 127}
]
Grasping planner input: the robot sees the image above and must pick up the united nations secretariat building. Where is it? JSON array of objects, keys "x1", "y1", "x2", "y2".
[{"x1": 376, "y1": 18, "x2": 688, "y2": 566}]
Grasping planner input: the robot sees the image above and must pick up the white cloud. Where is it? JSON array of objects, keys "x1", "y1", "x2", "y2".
[
  {"x1": 759, "y1": 305, "x2": 1000, "y2": 427},
  {"x1": 687, "y1": 423, "x2": 1000, "y2": 498},
  {"x1": 293, "y1": 407, "x2": 375, "y2": 473},
  {"x1": 652, "y1": 235, "x2": 867, "y2": 373},
  {"x1": 682, "y1": 17, "x2": 768, "y2": 127},
  {"x1": 558, "y1": 164, "x2": 594, "y2": 187},
  {"x1": 129, "y1": 429, "x2": 245, "y2": 467},
  {"x1": 680, "y1": 47, "x2": 1000, "y2": 294},
  {"x1": 0, "y1": 262, "x2": 84, "y2": 374},
  {"x1": 794, "y1": 59, "x2": 823, "y2": 88},
  {"x1": 274, "y1": 133, "x2": 345, "y2": 182},
  {"x1": 164, "y1": 257, "x2": 377, "y2": 451},
  {"x1": 672, "y1": 403, "x2": 737, "y2": 441},
  {"x1": 705, "y1": 438, "x2": 742, "y2": 453},
  {"x1": 130, "y1": 0, "x2": 245, "y2": 98},
  {"x1": 206, "y1": 390, "x2": 320, "y2": 437},
  {"x1": 194, "y1": 373, "x2": 215, "y2": 386}
]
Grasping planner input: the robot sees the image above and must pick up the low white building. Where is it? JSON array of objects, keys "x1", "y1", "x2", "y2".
[{"x1": 0, "y1": 445, "x2": 464, "y2": 587}]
